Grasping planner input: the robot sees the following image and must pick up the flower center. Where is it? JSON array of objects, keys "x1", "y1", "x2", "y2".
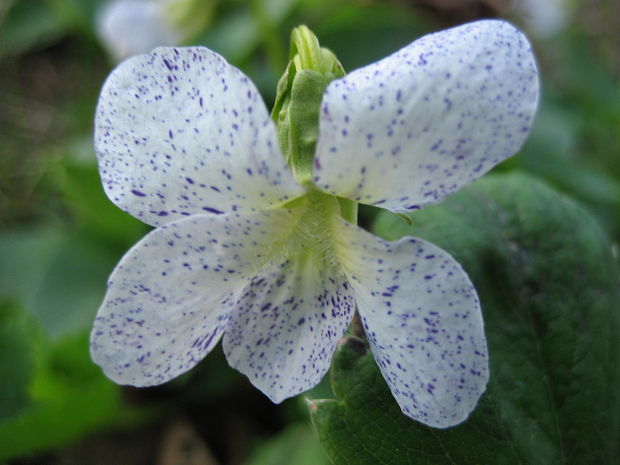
[{"x1": 281, "y1": 191, "x2": 342, "y2": 268}]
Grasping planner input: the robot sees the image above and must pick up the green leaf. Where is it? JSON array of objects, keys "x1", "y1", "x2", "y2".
[
  {"x1": 0, "y1": 0, "x2": 103, "y2": 58},
  {"x1": 312, "y1": 173, "x2": 620, "y2": 464},
  {"x1": 244, "y1": 423, "x2": 331, "y2": 465},
  {"x1": 0, "y1": 0, "x2": 67, "y2": 58},
  {"x1": 0, "y1": 331, "x2": 149, "y2": 461},
  {"x1": 0, "y1": 224, "x2": 120, "y2": 339},
  {"x1": 313, "y1": 4, "x2": 429, "y2": 71},
  {"x1": 0, "y1": 301, "x2": 36, "y2": 422},
  {"x1": 310, "y1": 337, "x2": 521, "y2": 465},
  {"x1": 194, "y1": 0, "x2": 298, "y2": 64},
  {"x1": 502, "y1": 92, "x2": 620, "y2": 238},
  {"x1": 59, "y1": 160, "x2": 147, "y2": 248}
]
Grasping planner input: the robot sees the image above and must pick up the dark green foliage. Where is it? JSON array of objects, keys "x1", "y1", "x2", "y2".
[
  {"x1": 0, "y1": 301, "x2": 36, "y2": 422},
  {"x1": 311, "y1": 174, "x2": 620, "y2": 465}
]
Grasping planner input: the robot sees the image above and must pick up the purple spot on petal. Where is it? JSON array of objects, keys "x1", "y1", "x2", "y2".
[{"x1": 202, "y1": 206, "x2": 224, "y2": 214}]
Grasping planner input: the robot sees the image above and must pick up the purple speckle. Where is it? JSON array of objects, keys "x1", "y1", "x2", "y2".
[{"x1": 202, "y1": 206, "x2": 224, "y2": 214}]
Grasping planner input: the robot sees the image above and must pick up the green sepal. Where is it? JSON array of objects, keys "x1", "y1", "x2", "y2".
[
  {"x1": 286, "y1": 70, "x2": 333, "y2": 184},
  {"x1": 272, "y1": 25, "x2": 345, "y2": 186},
  {"x1": 336, "y1": 196, "x2": 358, "y2": 224},
  {"x1": 396, "y1": 212, "x2": 414, "y2": 225}
]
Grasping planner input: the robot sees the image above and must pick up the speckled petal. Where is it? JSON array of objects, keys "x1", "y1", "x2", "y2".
[
  {"x1": 334, "y1": 219, "x2": 488, "y2": 428},
  {"x1": 96, "y1": 46, "x2": 304, "y2": 227},
  {"x1": 91, "y1": 209, "x2": 300, "y2": 386},
  {"x1": 313, "y1": 20, "x2": 539, "y2": 212},
  {"x1": 223, "y1": 254, "x2": 355, "y2": 403}
]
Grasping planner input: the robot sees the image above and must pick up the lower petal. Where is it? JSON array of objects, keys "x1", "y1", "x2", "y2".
[
  {"x1": 91, "y1": 209, "x2": 299, "y2": 386},
  {"x1": 334, "y1": 219, "x2": 488, "y2": 428},
  {"x1": 223, "y1": 252, "x2": 355, "y2": 403}
]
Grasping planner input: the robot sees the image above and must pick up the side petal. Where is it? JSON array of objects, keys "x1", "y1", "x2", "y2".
[
  {"x1": 223, "y1": 254, "x2": 355, "y2": 403},
  {"x1": 313, "y1": 20, "x2": 539, "y2": 212},
  {"x1": 91, "y1": 209, "x2": 300, "y2": 386},
  {"x1": 334, "y1": 219, "x2": 488, "y2": 428},
  {"x1": 96, "y1": 46, "x2": 304, "y2": 226}
]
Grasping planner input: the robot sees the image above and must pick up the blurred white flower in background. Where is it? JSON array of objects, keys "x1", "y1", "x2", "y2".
[
  {"x1": 96, "y1": 0, "x2": 181, "y2": 61},
  {"x1": 511, "y1": 0, "x2": 576, "y2": 38}
]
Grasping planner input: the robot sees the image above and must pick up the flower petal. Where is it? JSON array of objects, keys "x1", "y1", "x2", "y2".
[
  {"x1": 91, "y1": 209, "x2": 300, "y2": 386},
  {"x1": 96, "y1": 46, "x2": 304, "y2": 226},
  {"x1": 334, "y1": 219, "x2": 488, "y2": 428},
  {"x1": 313, "y1": 20, "x2": 539, "y2": 212},
  {"x1": 223, "y1": 254, "x2": 355, "y2": 403}
]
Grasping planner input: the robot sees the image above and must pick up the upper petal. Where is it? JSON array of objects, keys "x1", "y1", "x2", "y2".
[
  {"x1": 334, "y1": 219, "x2": 488, "y2": 428},
  {"x1": 223, "y1": 241, "x2": 355, "y2": 403},
  {"x1": 95, "y1": 46, "x2": 304, "y2": 226},
  {"x1": 91, "y1": 209, "x2": 300, "y2": 386},
  {"x1": 313, "y1": 20, "x2": 539, "y2": 212}
]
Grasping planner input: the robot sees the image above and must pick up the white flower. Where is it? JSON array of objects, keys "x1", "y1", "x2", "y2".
[
  {"x1": 91, "y1": 20, "x2": 539, "y2": 428},
  {"x1": 510, "y1": 0, "x2": 574, "y2": 38},
  {"x1": 96, "y1": 0, "x2": 181, "y2": 61}
]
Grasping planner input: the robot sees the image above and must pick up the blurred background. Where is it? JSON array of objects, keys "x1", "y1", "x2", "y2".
[{"x1": 0, "y1": 0, "x2": 618, "y2": 463}]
